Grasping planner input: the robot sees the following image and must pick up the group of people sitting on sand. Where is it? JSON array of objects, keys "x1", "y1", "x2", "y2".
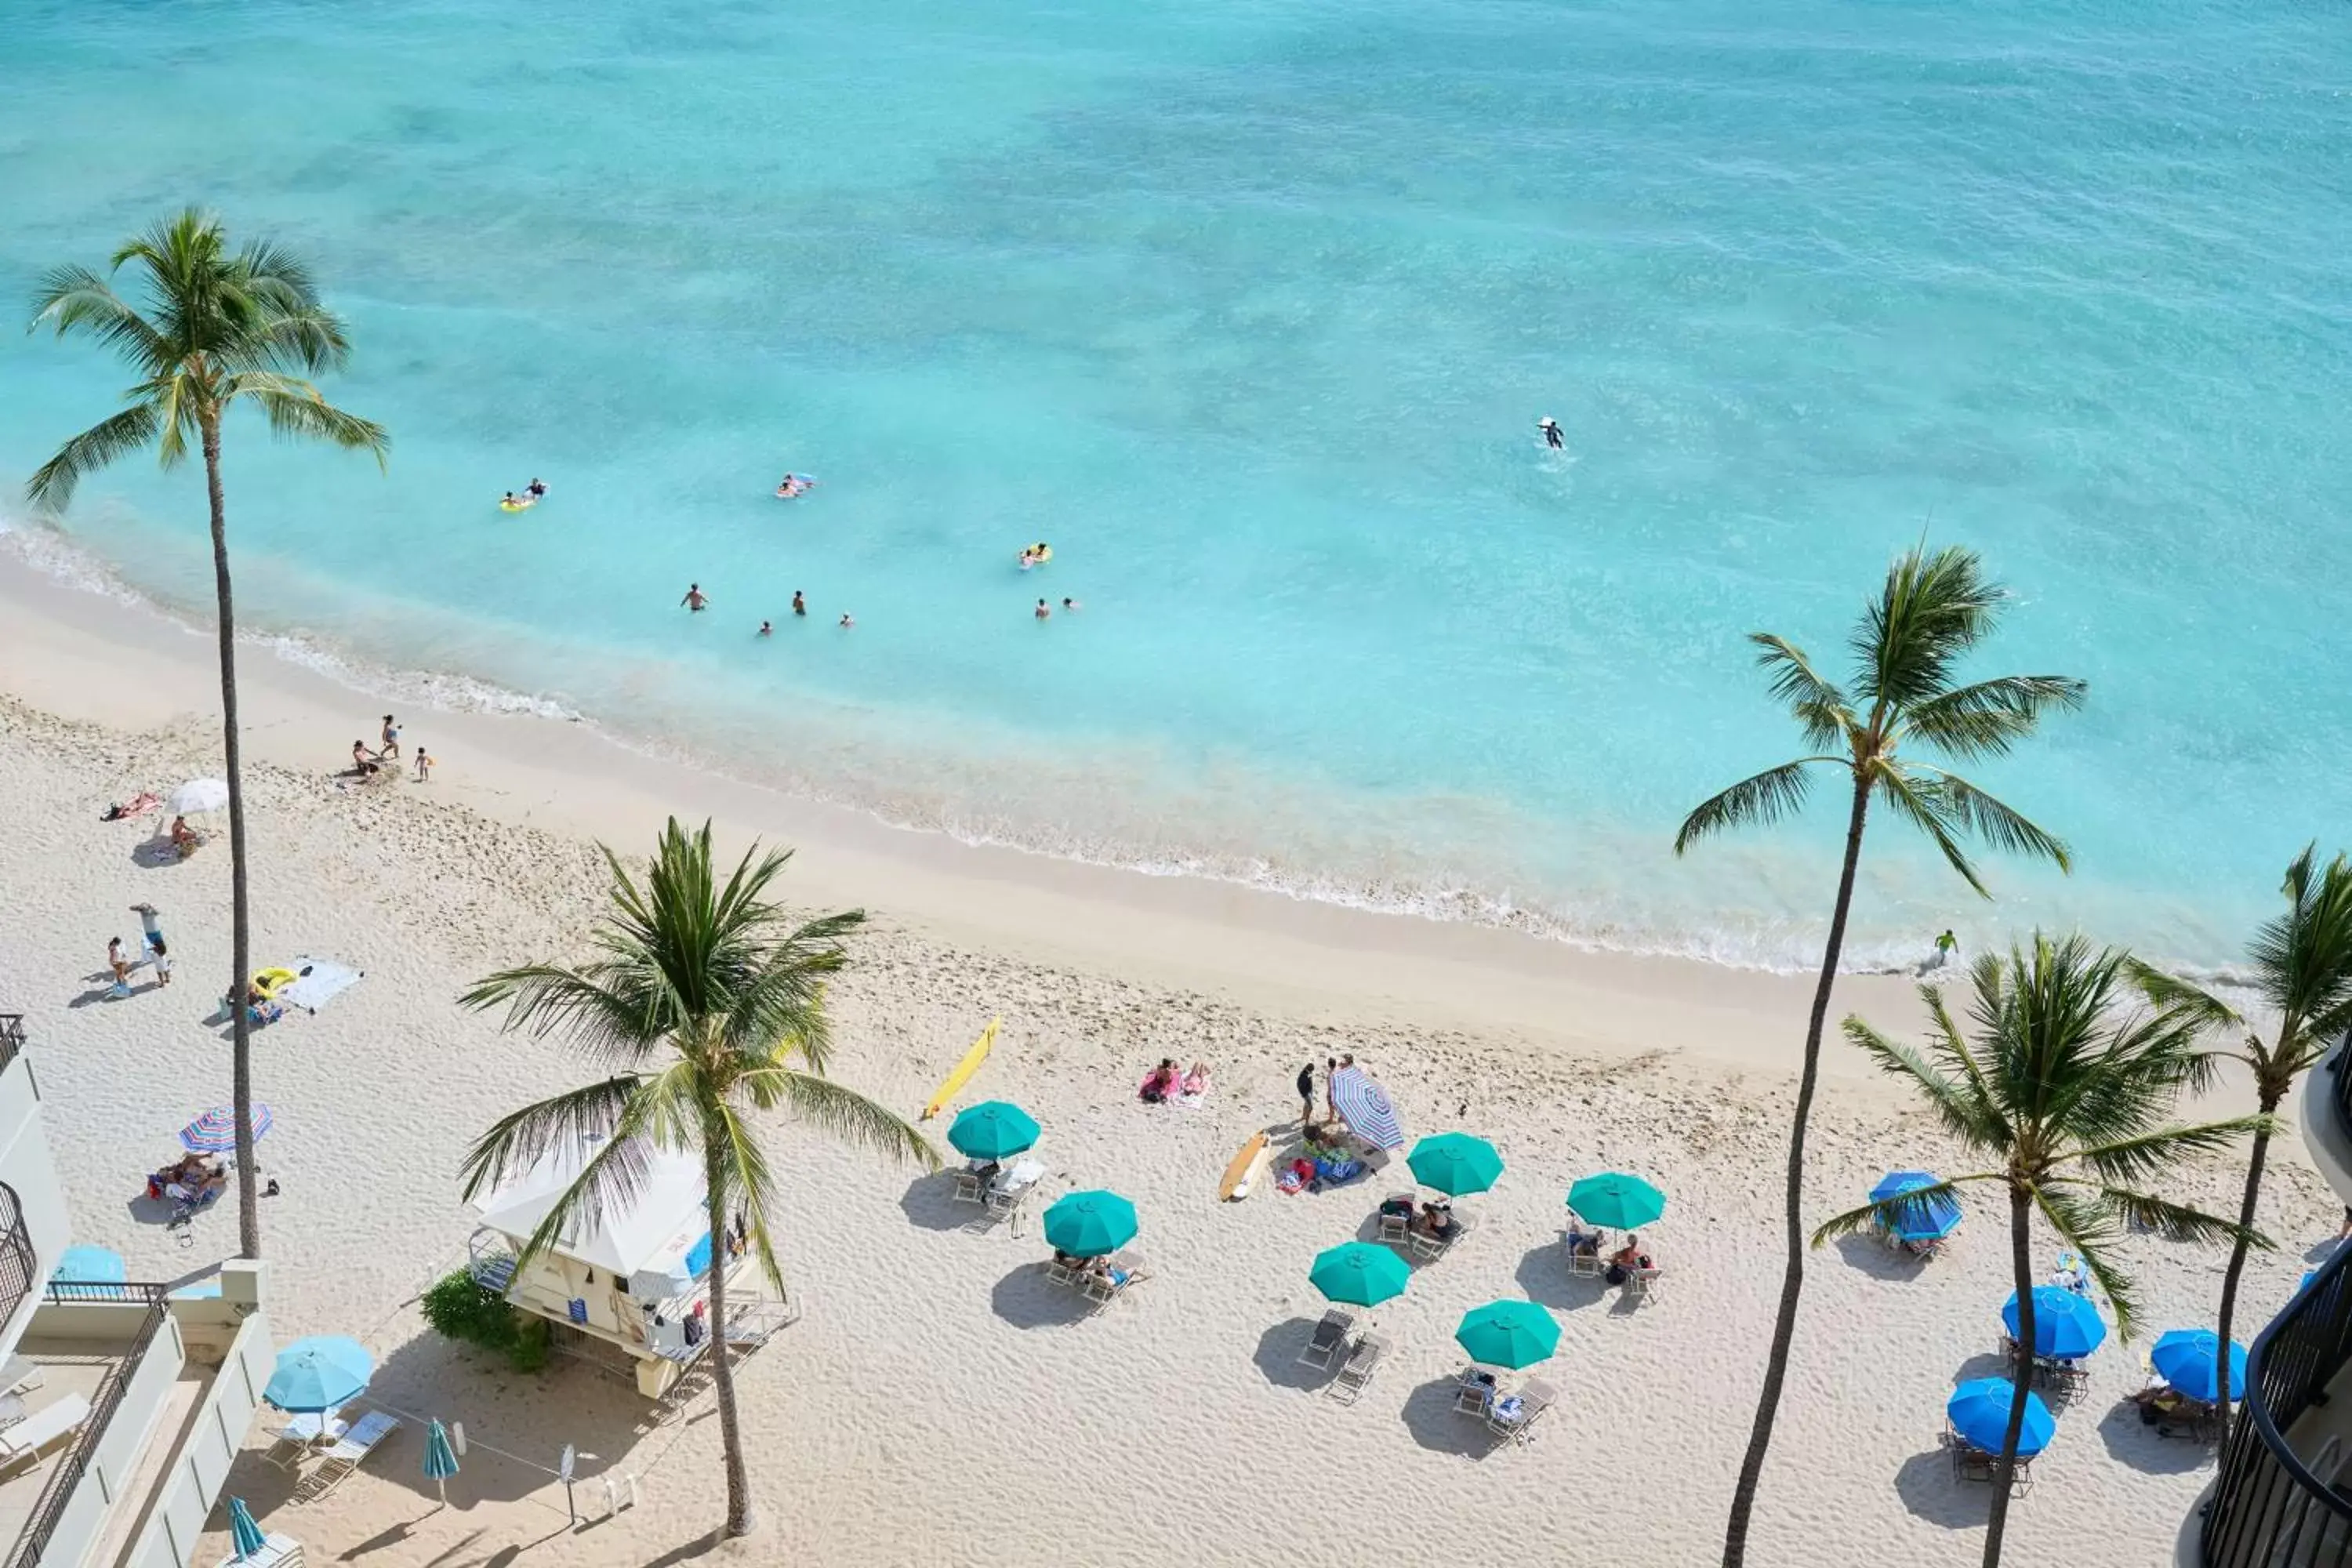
[
  {"x1": 1138, "y1": 1058, "x2": 1210, "y2": 1105},
  {"x1": 147, "y1": 1152, "x2": 228, "y2": 1207},
  {"x1": 1048, "y1": 1249, "x2": 1134, "y2": 1289},
  {"x1": 1566, "y1": 1224, "x2": 1657, "y2": 1285},
  {"x1": 1380, "y1": 1192, "x2": 1464, "y2": 1243}
]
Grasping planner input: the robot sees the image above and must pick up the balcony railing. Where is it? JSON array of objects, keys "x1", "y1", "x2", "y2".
[
  {"x1": 0, "y1": 1017, "x2": 22, "y2": 1077},
  {"x1": 2, "y1": 1283, "x2": 170, "y2": 1568},
  {"x1": 2202, "y1": 1238, "x2": 2352, "y2": 1566},
  {"x1": 0, "y1": 1185, "x2": 35, "y2": 1339}
]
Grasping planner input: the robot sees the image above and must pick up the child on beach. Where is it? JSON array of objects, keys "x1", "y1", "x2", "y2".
[{"x1": 413, "y1": 749, "x2": 434, "y2": 783}]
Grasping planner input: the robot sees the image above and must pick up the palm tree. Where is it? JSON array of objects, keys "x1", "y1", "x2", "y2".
[
  {"x1": 459, "y1": 818, "x2": 935, "y2": 1538},
  {"x1": 2130, "y1": 844, "x2": 2352, "y2": 1414},
  {"x1": 27, "y1": 209, "x2": 387, "y2": 1259},
  {"x1": 1675, "y1": 544, "x2": 2083, "y2": 1566},
  {"x1": 1815, "y1": 933, "x2": 2263, "y2": 1567}
]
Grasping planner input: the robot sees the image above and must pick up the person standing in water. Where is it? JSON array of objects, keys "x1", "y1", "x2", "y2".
[
  {"x1": 1035, "y1": 598, "x2": 1051, "y2": 621},
  {"x1": 792, "y1": 590, "x2": 806, "y2": 618},
  {"x1": 757, "y1": 620, "x2": 773, "y2": 637},
  {"x1": 1539, "y1": 416, "x2": 1563, "y2": 449},
  {"x1": 838, "y1": 612, "x2": 855, "y2": 629},
  {"x1": 681, "y1": 583, "x2": 708, "y2": 612},
  {"x1": 1933, "y1": 929, "x2": 1958, "y2": 968}
]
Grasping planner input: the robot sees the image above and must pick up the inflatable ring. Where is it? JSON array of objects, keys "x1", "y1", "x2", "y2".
[
  {"x1": 499, "y1": 499, "x2": 532, "y2": 513},
  {"x1": 252, "y1": 967, "x2": 298, "y2": 997}
]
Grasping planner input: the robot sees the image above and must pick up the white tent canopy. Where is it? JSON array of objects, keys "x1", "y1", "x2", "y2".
[{"x1": 472, "y1": 1133, "x2": 711, "y2": 1288}]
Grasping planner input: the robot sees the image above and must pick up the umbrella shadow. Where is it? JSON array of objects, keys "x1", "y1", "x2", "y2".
[
  {"x1": 1512, "y1": 1241, "x2": 1610, "y2": 1312},
  {"x1": 1891, "y1": 1444, "x2": 1987, "y2": 1529},
  {"x1": 1832, "y1": 1233, "x2": 1926, "y2": 1282},
  {"x1": 1252, "y1": 1319, "x2": 1339, "y2": 1393},
  {"x1": 2096, "y1": 1399, "x2": 2218, "y2": 1474},
  {"x1": 1399, "y1": 1375, "x2": 1494, "y2": 1458},
  {"x1": 898, "y1": 1174, "x2": 973, "y2": 1234},
  {"x1": 130, "y1": 838, "x2": 184, "y2": 870},
  {"x1": 1951, "y1": 1351, "x2": 2010, "y2": 1385},
  {"x1": 989, "y1": 1263, "x2": 1090, "y2": 1330}
]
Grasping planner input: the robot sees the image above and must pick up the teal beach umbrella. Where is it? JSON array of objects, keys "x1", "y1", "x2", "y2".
[
  {"x1": 423, "y1": 1418, "x2": 460, "y2": 1503},
  {"x1": 1566, "y1": 1172, "x2": 1666, "y2": 1230},
  {"x1": 1309, "y1": 1242, "x2": 1410, "y2": 1307},
  {"x1": 1406, "y1": 1133, "x2": 1504, "y2": 1196},
  {"x1": 1043, "y1": 1190, "x2": 1138, "y2": 1258},
  {"x1": 948, "y1": 1102, "x2": 1040, "y2": 1162},
  {"x1": 1454, "y1": 1301, "x2": 1561, "y2": 1369},
  {"x1": 227, "y1": 1497, "x2": 267, "y2": 1560},
  {"x1": 265, "y1": 1335, "x2": 375, "y2": 1412}
]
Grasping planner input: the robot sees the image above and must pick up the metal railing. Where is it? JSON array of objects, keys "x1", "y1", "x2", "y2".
[
  {"x1": 2202, "y1": 1237, "x2": 2352, "y2": 1566},
  {"x1": 2, "y1": 1283, "x2": 170, "y2": 1568},
  {"x1": 0, "y1": 1017, "x2": 23, "y2": 1077},
  {"x1": 0, "y1": 1186, "x2": 35, "y2": 1338}
]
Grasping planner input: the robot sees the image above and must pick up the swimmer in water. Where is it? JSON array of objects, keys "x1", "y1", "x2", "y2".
[
  {"x1": 1539, "y1": 416, "x2": 1563, "y2": 450},
  {"x1": 681, "y1": 583, "x2": 708, "y2": 612},
  {"x1": 792, "y1": 590, "x2": 806, "y2": 617},
  {"x1": 757, "y1": 620, "x2": 772, "y2": 637},
  {"x1": 839, "y1": 612, "x2": 855, "y2": 629},
  {"x1": 1062, "y1": 596, "x2": 1080, "y2": 612},
  {"x1": 526, "y1": 477, "x2": 548, "y2": 499},
  {"x1": 775, "y1": 473, "x2": 815, "y2": 499},
  {"x1": 1035, "y1": 598, "x2": 1051, "y2": 620},
  {"x1": 502, "y1": 491, "x2": 521, "y2": 507}
]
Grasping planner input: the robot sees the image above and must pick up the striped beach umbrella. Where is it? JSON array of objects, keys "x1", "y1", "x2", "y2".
[
  {"x1": 227, "y1": 1497, "x2": 267, "y2": 1561},
  {"x1": 1566, "y1": 1172, "x2": 1665, "y2": 1230},
  {"x1": 947, "y1": 1102, "x2": 1040, "y2": 1162},
  {"x1": 181, "y1": 1104, "x2": 270, "y2": 1154},
  {"x1": 1455, "y1": 1301, "x2": 1560, "y2": 1370},
  {"x1": 1309, "y1": 1242, "x2": 1410, "y2": 1308},
  {"x1": 1043, "y1": 1190, "x2": 1138, "y2": 1258},
  {"x1": 423, "y1": 1418, "x2": 461, "y2": 1503},
  {"x1": 1330, "y1": 1068, "x2": 1406, "y2": 1150},
  {"x1": 1406, "y1": 1134, "x2": 1504, "y2": 1196}
]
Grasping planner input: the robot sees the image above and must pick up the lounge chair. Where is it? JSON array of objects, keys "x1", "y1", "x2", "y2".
[
  {"x1": 294, "y1": 1410, "x2": 398, "y2": 1502},
  {"x1": 1486, "y1": 1375, "x2": 1559, "y2": 1444},
  {"x1": 0, "y1": 1354, "x2": 43, "y2": 1395},
  {"x1": 1625, "y1": 1264, "x2": 1664, "y2": 1301},
  {"x1": 1375, "y1": 1192, "x2": 1415, "y2": 1247},
  {"x1": 1298, "y1": 1309, "x2": 1354, "y2": 1370},
  {"x1": 1328, "y1": 1331, "x2": 1390, "y2": 1405},
  {"x1": 1453, "y1": 1364, "x2": 1498, "y2": 1416},
  {"x1": 1083, "y1": 1250, "x2": 1149, "y2": 1310},
  {"x1": 1410, "y1": 1213, "x2": 1472, "y2": 1264},
  {"x1": 264, "y1": 1409, "x2": 348, "y2": 1472},
  {"x1": 0, "y1": 1393, "x2": 90, "y2": 1473},
  {"x1": 1563, "y1": 1230, "x2": 1606, "y2": 1277},
  {"x1": 952, "y1": 1168, "x2": 987, "y2": 1205},
  {"x1": 1046, "y1": 1255, "x2": 1082, "y2": 1288}
]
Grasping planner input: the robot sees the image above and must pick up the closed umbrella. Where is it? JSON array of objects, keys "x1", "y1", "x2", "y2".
[
  {"x1": 1309, "y1": 1242, "x2": 1410, "y2": 1308},
  {"x1": 2151, "y1": 1329, "x2": 2246, "y2": 1402},
  {"x1": 54, "y1": 1246, "x2": 126, "y2": 1284},
  {"x1": 227, "y1": 1497, "x2": 267, "y2": 1561},
  {"x1": 182, "y1": 1104, "x2": 270, "y2": 1153},
  {"x1": 1042, "y1": 1190, "x2": 1138, "y2": 1258},
  {"x1": 1947, "y1": 1377, "x2": 2056, "y2": 1457},
  {"x1": 1868, "y1": 1171, "x2": 1962, "y2": 1242},
  {"x1": 1406, "y1": 1133, "x2": 1504, "y2": 1196},
  {"x1": 947, "y1": 1102, "x2": 1040, "y2": 1162},
  {"x1": 2002, "y1": 1287, "x2": 2107, "y2": 1359},
  {"x1": 1330, "y1": 1067, "x2": 1406, "y2": 1150},
  {"x1": 1454, "y1": 1301, "x2": 1560, "y2": 1370},
  {"x1": 266, "y1": 1335, "x2": 375, "y2": 1413},
  {"x1": 167, "y1": 779, "x2": 230, "y2": 815},
  {"x1": 423, "y1": 1417, "x2": 461, "y2": 1504},
  {"x1": 1566, "y1": 1172, "x2": 1665, "y2": 1231}
]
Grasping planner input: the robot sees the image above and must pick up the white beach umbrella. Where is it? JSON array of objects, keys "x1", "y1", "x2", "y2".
[{"x1": 167, "y1": 779, "x2": 230, "y2": 815}]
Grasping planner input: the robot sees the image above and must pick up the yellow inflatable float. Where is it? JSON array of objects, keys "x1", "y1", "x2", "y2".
[{"x1": 251, "y1": 967, "x2": 298, "y2": 999}]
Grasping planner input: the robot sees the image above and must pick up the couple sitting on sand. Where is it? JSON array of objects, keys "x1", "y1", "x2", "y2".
[
  {"x1": 1138, "y1": 1058, "x2": 1210, "y2": 1105},
  {"x1": 148, "y1": 1152, "x2": 227, "y2": 1205}
]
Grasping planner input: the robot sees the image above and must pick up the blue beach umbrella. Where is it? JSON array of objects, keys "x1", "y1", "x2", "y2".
[
  {"x1": 1309, "y1": 1242, "x2": 1410, "y2": 1308},
  {"x1": 2002, "y1": 1287, "x2": 2107, "y2": 1359},
  {"x1": 1406, "y1": 1134, "x2": 1504, "y2": 1196},
  {"x1": 947, "y1": 1102, "x2": 1040, "y2": 1163},
  {"x1": 265, "y1": 1336, "x2": 375, "y2": 1413},
  {"x1": 1868, "y1": 1171, "x2": 1962, "y2": 1242},
  {"x1": 181, "y1": 1104, "x2": 270, "y2": 1153},
  {"x1": 2151, "y1": 1329, "x2": 2247, "y2": 1402},
  {"x1": 423, "y1": 1418, "x2": 461, "y2": 1503},
  {"x1": 1454, "y1": 1301, "x2": 1561, "y2": 1370},
  {"x1": 1042, "y1": 1190, "x2": 1138, "y2": 1258},
  {"x1": 54, "y1": 1246, "x2": 126, "y2": 1284},
  {"x1": 1330, "y1": 1068, "x2": 1406, "y2": 1150},
  {"x1": 1566, "y1": 1173, "x2": 1666, "y2": 1231},
  {"x1": 1947, "y1": 1377, "x2": 2056, "y2": 1457},
  {"x1": 227, "y1": 1497, "x2": 267, "y2": 1560}
]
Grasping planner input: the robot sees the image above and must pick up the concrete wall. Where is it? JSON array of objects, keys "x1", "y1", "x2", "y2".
[
  {"x1": 0, "y1": 1048, "x2": 71, "y2": 1360},
  {"x1": 122, "y1": 1298, "x2": 274, "y2": 1568},
  {"x1": 27, "y1": 1306, "x2": 187, "y2": 1568}
]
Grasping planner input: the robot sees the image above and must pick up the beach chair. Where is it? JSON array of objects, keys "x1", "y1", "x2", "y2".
[
  {"x1": 1375, "y1": 1192, "x2": 1415, "y2": 1247},
  {"x1": 1563, "y1": 1229, "x2": 1606, "y2": 1277},
  {"x1": 952, "y1": 1168, "x2": 988, "y2": 1205},
  {"x1": 2038, "y1": 1356, "x2": 2088, "y2": 1403},
  {"x1": 1328, "y1": 1331, "x2": 1390, "y2": 1405},
  {"x1": 0, "y1": 1354, "x2": 44, "y2": 1396},
  {"x1": 0, "y1": 1393, "x2": 90, "y2": 1474},
  {"x1": 1453, "y1": 1365, "x2": 1498, "y2": 1416},
  {"x1": 1486, "y1": 1375, "x2": 1559, "y2": 1445},
  {"x1": 1625, "y1": 1264, "x2": 1664, "y2": 1302},
  {"x1": 2152, "y1": 1394, "x2": 2221, "y2": 1443},
  {"x1": 1084, "y1": 1250, "x2": 1149, "y2": 1310},
  {"x1": 1410, "y1": 1213, "x2": 1471, "y2": 1264},
  {"x1": 263, "y1": 1410, "x2": 348, "y2": 1472},
  {"x1": 1299, "y1": 1309, "x2": 1354, "y2": 1370},
  {"x1": 1046, "y1": 1255, "x2": 1082, "y2": 1288},
  {"x1": 294, "y1": 1410, "x2": 398, "y2": 1503}
]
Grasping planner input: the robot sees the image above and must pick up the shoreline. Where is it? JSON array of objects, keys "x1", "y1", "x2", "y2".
[{"x1": 0, "y1": 540, "x2": 1937, "y2": 1091}]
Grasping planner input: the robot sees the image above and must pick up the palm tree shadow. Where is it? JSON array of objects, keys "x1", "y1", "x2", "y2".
[
  {"x1": 1252, "y1": 1319, "x2": 1338, "y2": 1392},
  {"x1": 1399, "y1": 1375, "x2": 1493, "y2": 1457},
  {"x1": 989, "y1": 1264, "x2": 1090, "y2": 1330},
  {"x1": 1513, "y1": 1242, "x2": 1608, "y2": 1312},
  {"x1": 1831, "y1": 1233, "x2": 1923, "y2": 1281},
  {"x1": 1891, "y1": 1445, "x2": 1988, "y2": 1529}
]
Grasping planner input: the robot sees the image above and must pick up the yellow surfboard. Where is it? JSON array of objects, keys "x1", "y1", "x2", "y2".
[
  {"x1": 920, "y1": 1018, "x2": 1000, "y2": 1120},
  {"x1": 1219, "y1": 1131, "x2": 1269, "y2": 1201}
]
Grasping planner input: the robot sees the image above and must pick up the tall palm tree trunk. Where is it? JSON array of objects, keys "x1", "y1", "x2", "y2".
[
  {"x1": 1722, "y1": 773, "x2": 1871, "y2": 1566},
  {"x1": 702, "y1": 1128, "x2": 753, "y2": 1537},
  {"x1": 1984, "y1": 1183, "x2": 2035, "y2": 1566},
  {"x1": 201, "y1": 416, "x2": 263, "y2": 1261},
  {"x1": 2212, "y1": 1109, "x2": 2275, "y2": 1414}
]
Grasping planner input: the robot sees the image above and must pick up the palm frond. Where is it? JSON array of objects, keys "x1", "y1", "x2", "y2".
[
  {"x1": 1851, "y1": 544, "x2": 2005, "y2": 710},
  {"x1": 1809, "y1": 1174, "x2": 1994, "y2": 1247},
  {"x1": 708, "y1": 1100, "x2": 793, "y2": 1301},
  {"x1": 224, "y1": 372, "x2": 388, "y2": 463},
  {"x1": 1900, "y1": 675, "x2": 2085, "y2": 762},
  {"x1": 2031, "y1": 1186, "x2": 2141, "y2": 1336},
  {"x1": 2251, "y1": 844, "x2": 2352, "y2": 1044},
  {"x1": 737, "y1": 1063, "x2": 939, "y2": 1171},
  {"x1": 457, "y1": 1074, "x2": 646, "y2": 1205},
  {"x1": 1911, "y1": 767, "x2": 2072, "y2": 873},
  {"x1": 1870, "y1": 760, "x2": 1988, "y2": 898},
  {"x1": 25, "y1": 403, "x2": 163, "y2": 511},
  {"x1": 1840, "y1": 1014, "x2": 2009, "y2": 1150},
  {"x1": 2123, "y1": 960, "x2": 2243, "y2": 1036},
  {"x1": 1672, "y1": 758, "x2": 1836, "y2": 855},
  {"x1": 2069, "y1": 1181, "x2": 2265, "y2": 1254},
  {"x1": 2059, "y1": 1116, "x2": 2267, "y2": 1188},
  {"x1": 1749, "y1": 633, "x2": 1857, "y2": 752},
  {"x1": 459, "y1": 961, "x2": 674, "y2": 1070},
  {"x1": 27, "y1": 264, "x2": 167, "y2": 367}
]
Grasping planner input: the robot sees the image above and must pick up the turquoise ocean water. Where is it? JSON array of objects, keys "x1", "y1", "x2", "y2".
[{"x1": 3, "y1": 0, "x2": 2347, "y2": 971}]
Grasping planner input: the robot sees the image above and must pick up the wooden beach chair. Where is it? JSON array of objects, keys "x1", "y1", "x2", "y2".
[
  {"x1": 952, "y1": 1168, "x2": 988, "y2": 1205},
  {"x1": 1453, "y1": 1365, "x2": 1497, "y2": 1416},
  {"x1": 1327, "y1": 1331, "x2": 1390, "y2": 1405},
  {"x1": 1298, "y1": 1310, "x2": 1353, "y2": 1370},
  {"x1": 1410, "y1": 1212, "x2": 1472, "y2": 1264}
]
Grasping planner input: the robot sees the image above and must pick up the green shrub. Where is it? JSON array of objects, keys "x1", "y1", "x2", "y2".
[
  {"x1": 422, "y1": 1269, "x2": 543, "y2": 1371},
  {"x1": 506, "y1": 1314, "x2": 551, "y2": 1373}
]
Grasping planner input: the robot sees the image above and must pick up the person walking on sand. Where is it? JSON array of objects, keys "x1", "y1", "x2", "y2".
[
  {"x1": 1297, "y1": 1062, "x2": 1317, "y2": 1127},
  {"x1": 413, "y1": 748, "x2": 434, "y2": 783},
  {"x1": 379, "y1": 714, "x2": 400, "y2": 760},
  {"x1": 107, "y1": 936, "x2": 132, "y2": 996},
  {"x1": 1324, "y1": 1056, "x2": 1340, "y2": 1123},
  {"x1": 681, "y1": 583, "x2": 708, "y2": 612}
]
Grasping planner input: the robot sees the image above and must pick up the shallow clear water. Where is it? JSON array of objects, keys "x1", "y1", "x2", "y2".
[{"x1": 4, "y1": 0, "x2": 2348, "y2": 971}]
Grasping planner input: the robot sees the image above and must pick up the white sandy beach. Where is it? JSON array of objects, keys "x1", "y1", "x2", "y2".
[{"x1": 0, "y1": 553, "x2": 2331, "y2": 1567}]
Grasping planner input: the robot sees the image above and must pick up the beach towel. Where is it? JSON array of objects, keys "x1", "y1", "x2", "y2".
[
  {"x1": 1276, "y1": 1160, "x2": 1314, "y2": 1195},
  {"x1": 279, "y1": 958, "x2": 362, "y2": 1014}
]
